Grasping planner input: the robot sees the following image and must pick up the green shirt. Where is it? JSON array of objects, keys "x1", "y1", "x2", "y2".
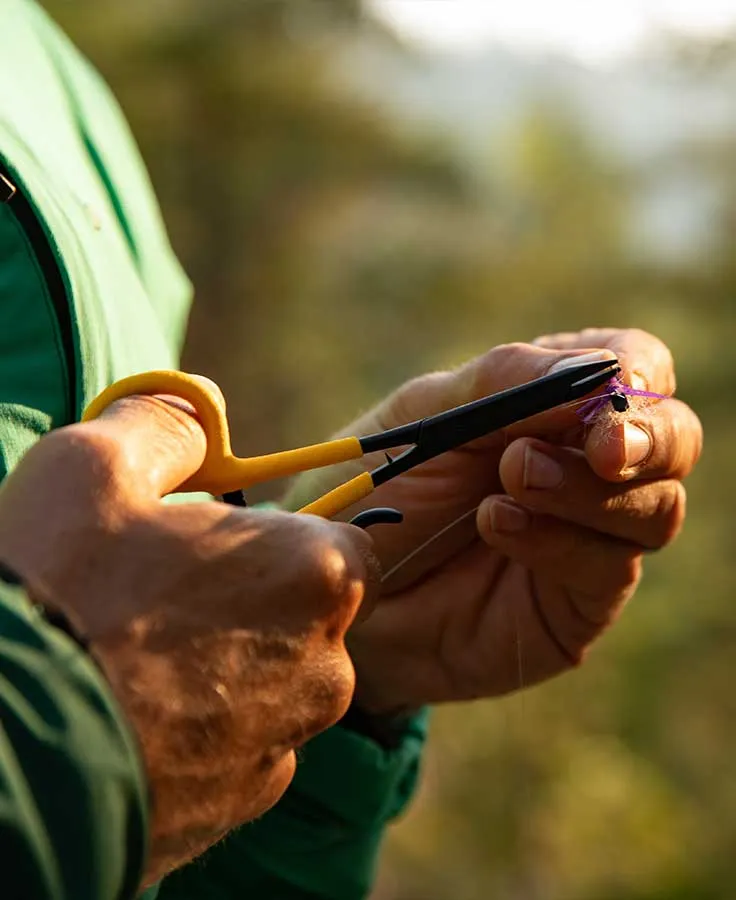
[{"x1": 0, "y1": 2, "x2": 426, "y2": 898}]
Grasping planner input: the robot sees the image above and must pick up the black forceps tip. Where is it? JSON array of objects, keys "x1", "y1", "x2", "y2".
[{"x1": 360, "y1": 357, "x2": 620, "y2": 487}]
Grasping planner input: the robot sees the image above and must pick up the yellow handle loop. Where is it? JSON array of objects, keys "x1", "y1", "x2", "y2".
[{"x1": 83, "y1": 371, "x2": 364, "y2": 499}]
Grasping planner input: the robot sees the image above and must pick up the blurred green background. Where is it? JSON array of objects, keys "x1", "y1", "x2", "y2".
[{"x1": 45, "y1": 1, "x2": 735, "y2": 897}]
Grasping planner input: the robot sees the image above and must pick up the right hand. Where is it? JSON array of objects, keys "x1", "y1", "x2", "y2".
[
  {"x1": 0, "y1": 390, "x2": 379, "y2": 884},
  {"x1": 288, "y1": 332, "x2": 700, "y2": 714}
]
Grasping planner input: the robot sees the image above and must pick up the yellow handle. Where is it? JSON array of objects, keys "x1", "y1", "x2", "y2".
[
  {"x1": 83, "y1": 371, "x2": 364, "y2": 497},
  {"x1": 298, "y1": 472, "x2": 375, "y2": 518}
]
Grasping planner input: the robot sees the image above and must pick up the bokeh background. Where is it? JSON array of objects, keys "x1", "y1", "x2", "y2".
[{"x1": 46, "y1": 1, "x2": 735, "y2": 897}]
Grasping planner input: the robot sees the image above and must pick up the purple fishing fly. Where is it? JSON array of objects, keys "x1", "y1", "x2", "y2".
[{"x1": 576, "y1": 376, "x2": 669, "y2": 424}]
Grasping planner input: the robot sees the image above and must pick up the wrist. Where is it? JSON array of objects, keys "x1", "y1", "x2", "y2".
[
  {"x1": 0, "y1": 557, "x2": 95, "y2": 662},
  {"x1": 0, "y1": 429, "x2": 126, "y2": 626},
  {"x1": 339, "y1": 697, "x2": 422, "y2": 749}
]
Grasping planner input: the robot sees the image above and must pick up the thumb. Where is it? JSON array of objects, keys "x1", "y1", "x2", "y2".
[
  {"x1": 83, "y1": 391, "x2": 209, "y2": 501},
  {"x1": 0, "y1": 383, "x2": 213, "y2": 590},
  {"x1": 462, "y1": 345, "x2": 619, "y2": 439},
  {"x1": 462, "y1": 345, "x2": 617, "y2": 400},
  {"x1": 376, "y1": 345, "x2": 617, "y2": 433}
]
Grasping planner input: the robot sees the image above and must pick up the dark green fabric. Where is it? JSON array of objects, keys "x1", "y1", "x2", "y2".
[
  {"x1": 0, "y1": 579, "x2": 147, "y2": 900},
  {"x1": 0, "y1": 2, "x2": 428, "y2": 897}
]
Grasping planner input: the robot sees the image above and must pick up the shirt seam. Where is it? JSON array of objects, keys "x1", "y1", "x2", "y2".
[{"x1": 4, "y1": 209, "x2": 72, "y2": 424}]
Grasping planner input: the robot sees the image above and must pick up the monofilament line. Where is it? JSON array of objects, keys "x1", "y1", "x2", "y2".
[{"x1": 380, "y1": 506, "x2": 480, "y2": 583}]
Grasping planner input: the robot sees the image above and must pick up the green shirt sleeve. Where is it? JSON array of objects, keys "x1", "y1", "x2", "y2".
[
  {"x1": 154, "y1": 711, "x2": 428, "y2": 900},
  {"x1": 0, "y1": 577, "x2": 148, "y2": 900},
  {"x1": 0, "y1": 130, "x2": 149, "y2": 899}
]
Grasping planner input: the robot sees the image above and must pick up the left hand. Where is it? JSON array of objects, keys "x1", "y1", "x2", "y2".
[{"x1": 286, "y1": 328, "x2": 703, "y2": 714}]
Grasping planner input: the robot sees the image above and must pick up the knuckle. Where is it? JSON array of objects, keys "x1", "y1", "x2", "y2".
[
  {"x1": 626, "y1": 327, "x2": 653, "y2": 344},
  {"x1": 303, "y1": 654, "x2": 355, "y2": 735},
  {"x1": 608, "y1": 550, "x2": 644, "y2": 595},
  {"x1": 295, "y1": 532, "x2": 359, "y2": 610},
  {"x1": 314, "y1": 542, "x2": 350, "y2": 596},
  {"x1": 652, "y1": 480, "x2": 687, "y2": 547},
  {"x1": 622, "y1": 327, "x2": 661, "y2": 355},
  {"x1": 625, "y1": 328, "x2": 677, "y2": 393},
  {"x1": 496, "y1": 340, "x2": 530, "y2": 355},
  {"x1": 660, "y1": 342, "x2": 676, "y2": 376},
  {"x1": 126, "y1": 395, "x2": 207, "y2": 466},
  {"x1": 601, "y1": 489, "x2": 636, "y2": 517},
  {"x1": 666, "y1": 404, "x2": 702, "y2": 478},
  {"x1": 382, "y1": 370, "x2": 456, "y2": 426},
  {"x1": 602, "y1": 484, "x2": 656, "y2": 523},
  {"x1": 579, "y1": 327, "x2": 605, "y2": 343},
  {"x1": 671, "y1": 407, "x2": 703, "y2": 477},
  {"x1": 39, "y1": 425, "x2": 127, "y2": 494},
  {"x1": 693, "y1": 417, "x2": 704, "y2": 464},
  {"x1": 468, "y1": 342, "x2": 534, "y2": 398},
  {"x1": 327, "y1": 657, "x2": 355, "y2": 719},
  {"x1": 487, "y1": 341, "x2": 530, "y2": 369},
  {"x1": 623, "y1": 551, "x2": 644, "y2": 591},
  {"x1": 579, "y1": 547, "x2": 642, "y2": 603}
]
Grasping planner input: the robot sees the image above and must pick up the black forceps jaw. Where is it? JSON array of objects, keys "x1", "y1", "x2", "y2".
[{"x1": 360, "y1": 358, "x2": 620, "y2": 487}]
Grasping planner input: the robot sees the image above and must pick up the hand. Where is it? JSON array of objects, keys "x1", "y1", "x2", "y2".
[
  {"x1": 286, "y1": 329, "x2": 702, "y2": 714},
  {"x1": 0, "y1": 391, "x2": 378, "y2": 883}
]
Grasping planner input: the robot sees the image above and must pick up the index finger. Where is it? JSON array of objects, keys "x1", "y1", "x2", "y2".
[{"x1": 533, "y1": 328, "x2": 676, "y2": 396}]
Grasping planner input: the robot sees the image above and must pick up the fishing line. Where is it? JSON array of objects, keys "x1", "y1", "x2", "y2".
[
  {"x1": 380, "y1": 505, "x2": 480, "y2": 583},
  {"x1": 379, "y1": 388, "x2": 653, "y2": 585},
  {"x1": 378, "y1": 395, "x2": 604, "y2": 584}
]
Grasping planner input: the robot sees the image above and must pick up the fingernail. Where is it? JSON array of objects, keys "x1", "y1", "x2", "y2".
[
  {"x1": 548, "y1": 350, "x2": 615, "y2": 375},
  {"x1": 623, "y1": 422, "x2": 652, "y2": 468},
  {"x1": 524, "y1": 447, "x2": 564, "y2": 490},
  {"x1": 490, "y1": 501, "x2": 530, "y2": 534},
  {"x1": 631, "y1": 372, "x2": 648, "y2": 391}
]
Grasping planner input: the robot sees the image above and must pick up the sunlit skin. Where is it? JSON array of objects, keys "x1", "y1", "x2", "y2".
[
  {"x1": 287, "y1": 328, "x2": 703, "y2": 713},
  {"x1": 0, "y1": 393, "x2": 380, "y2": 885},
  {"x1": 0, "y1": 327, "x2": 702, "y2": 883}
]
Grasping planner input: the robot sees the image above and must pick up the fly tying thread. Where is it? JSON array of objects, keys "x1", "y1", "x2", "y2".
[{"x1": 575, "y1": 376, "x2": 669, "y2": 425}]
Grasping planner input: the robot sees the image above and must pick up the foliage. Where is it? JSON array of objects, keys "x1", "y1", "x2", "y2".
[{"x1": 45, "y1": 2, "x2": 736, "y2": 897}]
